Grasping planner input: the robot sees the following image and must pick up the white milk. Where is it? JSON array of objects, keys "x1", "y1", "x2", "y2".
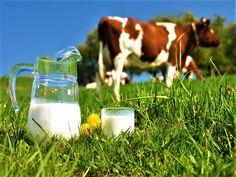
[
  {"x1": 28, "y1": 103, "x2": 81, "y2": 141},
  {"x1": 102, "y1": 115, "x2": 134, "y2": 138}
]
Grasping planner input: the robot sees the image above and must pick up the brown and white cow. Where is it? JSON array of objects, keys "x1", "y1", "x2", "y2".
[{"x1": 97, "y1": 16, "x2": 220, "y2": 101}]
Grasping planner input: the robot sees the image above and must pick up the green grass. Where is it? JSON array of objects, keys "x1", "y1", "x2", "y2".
[{"x1": 1, "y1": 75, "x2": 236, "y2": 176}]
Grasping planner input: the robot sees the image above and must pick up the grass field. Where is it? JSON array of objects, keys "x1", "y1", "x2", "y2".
[{"x1": 1, "y1": 75, "x2": 236, "y2": 176}]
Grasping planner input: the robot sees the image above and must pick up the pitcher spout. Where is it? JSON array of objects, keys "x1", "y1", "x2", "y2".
[{"x1": 54, "y1": 46, "x2": 82, "y2": 62}]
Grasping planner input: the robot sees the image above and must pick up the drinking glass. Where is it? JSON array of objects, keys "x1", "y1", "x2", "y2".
[{"x1": 101, "y1": 107, "x2": 134, "y2": 138}]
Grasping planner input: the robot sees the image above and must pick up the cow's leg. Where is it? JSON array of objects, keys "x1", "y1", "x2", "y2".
[
  {"x1": 174, "y1": 70, "x2": 180, "y2": 80},
  {"x1": 182, "y1": 56, "x2": 204, "y2": 80},
  {"x1": 95, "y1": 73, "x2": 102, "y2": 97},
  {"x1": 187, "y1": 57, "x2": 204, "y2": 80},
  {"x1": 112, "y1": 53, "x2": 128, "y2": 101},
  {"x1": 165, "y1": 63, "x2": 176, "y2": 87}
]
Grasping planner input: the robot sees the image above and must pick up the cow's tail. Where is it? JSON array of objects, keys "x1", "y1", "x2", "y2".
[
  {"x1": 98, "y1": 41, "x2": 106, "y2": 83},
  {"x1": 95, "y1": 41, "x2": 105, "y2": 97}
]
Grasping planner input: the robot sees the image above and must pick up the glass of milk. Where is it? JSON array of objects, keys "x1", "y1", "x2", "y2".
[
  {"x1": 101, "y1": 107, "x2": 134, "y2": 138},
  {"x1": 9, "y1": 46, "x2": 82, "y2": 142}
]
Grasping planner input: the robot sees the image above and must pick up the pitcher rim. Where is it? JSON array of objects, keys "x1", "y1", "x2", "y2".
[{"x1": 36, "y1": 56, "x2": 78, "y2": 64}]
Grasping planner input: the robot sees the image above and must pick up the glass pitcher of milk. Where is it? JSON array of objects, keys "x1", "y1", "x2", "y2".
[{"x1": 9, "y1": 46, "x2": 82, "y2": 141}]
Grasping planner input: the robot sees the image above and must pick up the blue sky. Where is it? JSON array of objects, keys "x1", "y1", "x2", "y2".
[{"x1": 1, "y1": 0, "x2": 235, "y2": 76}]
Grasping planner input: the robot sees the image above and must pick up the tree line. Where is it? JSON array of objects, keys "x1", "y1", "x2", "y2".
[{"x1": 76, "y1": 12, "x2": 236, "y2": 85}]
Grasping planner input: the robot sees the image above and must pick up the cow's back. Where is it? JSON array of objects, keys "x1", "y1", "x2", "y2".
[{"x1": 140, "y1": 22, "x2": 172, "y2": 62}]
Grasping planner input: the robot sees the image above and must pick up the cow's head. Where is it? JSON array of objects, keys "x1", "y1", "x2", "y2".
[{"x1": 194, "y1": 18, "x2": 220, "y2": 47}]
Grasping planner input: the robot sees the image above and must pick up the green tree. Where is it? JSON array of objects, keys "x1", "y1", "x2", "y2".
[
  {"x1": 150, "y1": 12, "x2": 196, "y2": 25},
  {"x1": 225, "y1": 23, "x2": 236, "y2": 65},
  {"x1": 77, "y1": 28, "x2": 99, "y2": 61},
  {"x1": 76, "y1": 29, "x2": 99, "y2": 85}
]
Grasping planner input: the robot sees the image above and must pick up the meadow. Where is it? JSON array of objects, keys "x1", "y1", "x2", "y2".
[{"x1": 1, "y1": 75, "x2": 236, "y2": 176}]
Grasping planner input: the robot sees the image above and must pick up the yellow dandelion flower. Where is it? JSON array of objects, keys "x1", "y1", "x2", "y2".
[
  {"x1": 87, "y1": 113, "x2": 101, "y2": 130},
  {"x1": 80, "y1": 123, "x2": 91, "y2": 136}
]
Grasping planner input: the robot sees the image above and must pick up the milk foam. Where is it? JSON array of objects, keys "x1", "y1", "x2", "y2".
[{"x1": 28, "y1": 103, "x2": 81, "y2": 141}]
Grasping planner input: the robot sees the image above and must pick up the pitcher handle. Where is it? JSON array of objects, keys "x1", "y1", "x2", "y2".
[{"x1": 9, "y1": 63, "x2": 34, "y2": 112}]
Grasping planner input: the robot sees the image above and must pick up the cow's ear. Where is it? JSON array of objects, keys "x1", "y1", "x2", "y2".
[
  {"x1": 196, "y1": 18, "x2": 210, "y2": 29},
  {"x1": 200, "y1": 18, "x2": 210, "y2": 26}
]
